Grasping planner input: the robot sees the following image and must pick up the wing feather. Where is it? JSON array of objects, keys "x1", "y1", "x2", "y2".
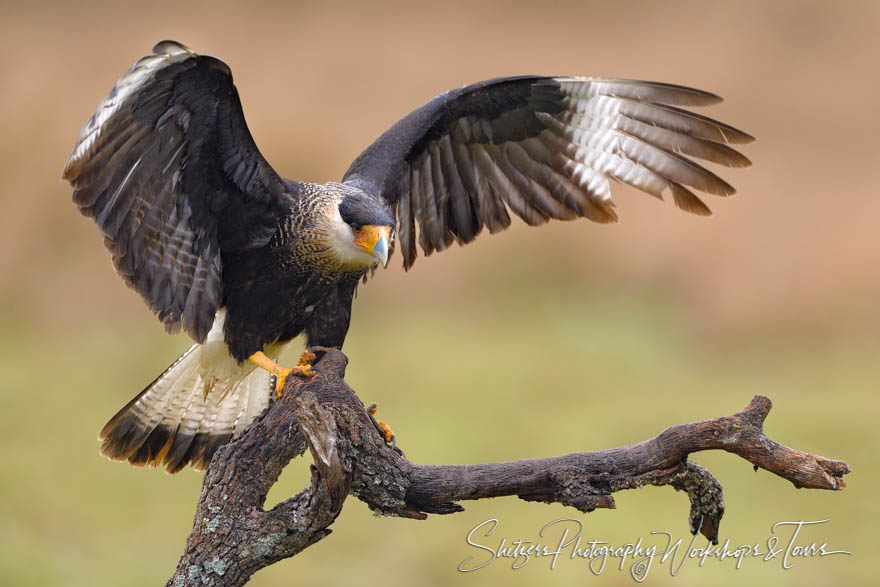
[
  {"x1": 398, "y1": 171, "x2": 418, "y2": 269},
  {"x1": 470, "y1": 144, "x2": 512, "y2": 233},
  {"x1": 437, "y1": 133, "x2": 478, "y2": 245}
]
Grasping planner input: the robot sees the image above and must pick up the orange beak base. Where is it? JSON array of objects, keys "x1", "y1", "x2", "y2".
[{"x1": 353, "y1": 225, "x2": 392, "y2": 266}]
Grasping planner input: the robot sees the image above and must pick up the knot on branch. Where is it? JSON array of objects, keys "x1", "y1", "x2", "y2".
[
  {"x1": 667, "y1": 462, "x2": 725, "y2": 543},
  {"x1": 519, "y1": 469, "x2": 616, "y2": 512},
  {"x1": 295, "y1": 390, "x2": 350, "y2": 513}
]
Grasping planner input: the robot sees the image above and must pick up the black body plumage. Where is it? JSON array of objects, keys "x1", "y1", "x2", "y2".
[
  {"x1": 221, "y1": 182, "x2": 392, "y2": 361},
  {"x1": 64, "y1": 41, "x2": 752, "y2": 472}
]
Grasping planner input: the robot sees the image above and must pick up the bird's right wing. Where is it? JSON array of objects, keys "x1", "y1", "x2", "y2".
[{"x1": 63, "y1": 41, "x2": 294, "y2": 343}]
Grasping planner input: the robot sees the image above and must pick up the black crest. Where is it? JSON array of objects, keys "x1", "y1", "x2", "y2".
[{"x1": 339, "y1": 194, "x2": 395, "y2": 229}]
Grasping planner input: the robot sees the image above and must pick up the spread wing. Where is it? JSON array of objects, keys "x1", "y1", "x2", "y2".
[
  {"x1": 343, "y1": 76, "x2": 753, "y2": 269},
  {"x1": 63, "y1": 41, "x2": 293, "y2": 342}
]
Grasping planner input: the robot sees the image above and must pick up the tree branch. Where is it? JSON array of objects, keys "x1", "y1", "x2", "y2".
[{"x1": 166, "y1": 349, "x2": 850, "y2": 586}]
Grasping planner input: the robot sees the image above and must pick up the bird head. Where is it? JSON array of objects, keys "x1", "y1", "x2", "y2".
[{"x1": 331, "y1": 193, "x2": 395, "y2": 269}]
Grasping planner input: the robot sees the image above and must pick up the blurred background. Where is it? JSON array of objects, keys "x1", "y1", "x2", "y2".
[{"x1": 1, "y1": 0, "x2": 877, "y2": 585}]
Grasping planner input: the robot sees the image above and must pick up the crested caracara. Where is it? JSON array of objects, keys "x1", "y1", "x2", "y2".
[{"x1": 63, "y1": 41, "x2": 753, "y2": 472}]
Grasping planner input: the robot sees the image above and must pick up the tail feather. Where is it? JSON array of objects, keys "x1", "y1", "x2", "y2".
[{"x1": 99, "y1": 343, "x2": 273, "y2": 473}]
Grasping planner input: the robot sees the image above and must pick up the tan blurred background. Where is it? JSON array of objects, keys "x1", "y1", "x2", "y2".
[{"x1": 1, "y1": 0, "x2": 877, "y2": 585}]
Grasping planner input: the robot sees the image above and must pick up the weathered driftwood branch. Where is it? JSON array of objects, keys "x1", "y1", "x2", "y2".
[{"x1": 167, "y1": 349, "x2": 850, "y2": 586}]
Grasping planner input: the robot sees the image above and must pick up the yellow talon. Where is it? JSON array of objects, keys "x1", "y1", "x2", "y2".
[
  {"x1": 367, "y1": 402, "x2": 396, "y2": 445},
  {"x1": 378, "y1": 420, "x2": 394, "y2": 444},
  {"x1": 274, "y1": 367, "x2": 291, "y2": 399},
  {"x1": 297, "y1": 350, "x2": 316, "y2": 367},
  {"x1": 249, "y1": 350, "x2": 317, "y2": 399}
]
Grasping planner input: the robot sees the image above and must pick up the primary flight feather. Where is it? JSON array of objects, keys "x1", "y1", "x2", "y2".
[{"x1": 64, "y1": 41, "x2": 752, "y2": 473}]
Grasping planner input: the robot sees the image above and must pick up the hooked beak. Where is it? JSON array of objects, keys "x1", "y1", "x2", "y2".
[{"x1": 353, "y1": 225, "x2": 391, "y2": 267}]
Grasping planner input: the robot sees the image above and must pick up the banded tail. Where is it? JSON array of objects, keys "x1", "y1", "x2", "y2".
[{"x1": 98, "y1": 343, "x2": 274, "y2": 473}]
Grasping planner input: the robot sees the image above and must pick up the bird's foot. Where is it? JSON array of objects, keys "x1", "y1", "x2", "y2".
[
  {"x1": 297, "y1": 349, "x2": 317, "y2": 369},
  {"x1": 273, "y1": 350, "x2": 319, "y2": 398},
  {"x1": 248, "y1": 350, "x2": 317, "y2": 399},
  {"x1": 367, "y1": 402, "x2": 396, "y2": 447}
]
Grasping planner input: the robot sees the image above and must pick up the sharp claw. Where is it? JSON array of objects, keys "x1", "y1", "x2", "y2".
[{"x1": 291, "y1": 363, "x2": 314, "y2": 378}]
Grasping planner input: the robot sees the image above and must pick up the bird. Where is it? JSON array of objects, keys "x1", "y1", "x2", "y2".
[{"x1": 63, "y1": 41, "x2": 752, "y2": 473}]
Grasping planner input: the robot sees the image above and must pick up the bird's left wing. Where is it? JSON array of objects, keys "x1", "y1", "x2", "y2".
[
  {"x1": 63, "y1": 41, "x2": 293, "y2": 342},
  {"x1": 342, "y1": 76, "x2": 753, "y2": 269}
]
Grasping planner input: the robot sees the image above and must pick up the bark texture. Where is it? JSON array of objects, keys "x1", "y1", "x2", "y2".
[{"x1": 166, "y1": 349, "x2": 850, "y2": 586}]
